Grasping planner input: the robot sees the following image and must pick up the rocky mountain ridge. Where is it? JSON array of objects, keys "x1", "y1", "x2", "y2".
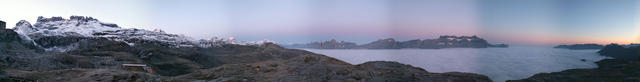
[
  {"x1": 285, "y1": 39, "x2": 358, "y2": 49},
  {"x1": 554, "y1": 43, "x2": 604, "y2": 50},
  {"x1": 12, "y1": 16, "x2": 274, "y2": 52},
  {"x1": 284, "y1": 35, "x2": 508, "y2": 49}
]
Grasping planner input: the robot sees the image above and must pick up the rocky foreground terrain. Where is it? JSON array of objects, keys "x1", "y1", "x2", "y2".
[
  {"x1": 284, "y1": 36, "x2": 508, "y2": 49},
  {"x1": 508, "y1": 44, "x2": 640, "y2": 82},
  {"x1": 0, "y1": 17, "x2": 491, "y2": 81}
]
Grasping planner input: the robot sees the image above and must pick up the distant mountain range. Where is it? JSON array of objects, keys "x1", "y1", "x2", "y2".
[
  {"x1": 554, "y1": 43, "x2": 640, "y2": 50},
  {"x1": 553, "y1": 44, "x2": 605, "y2": 50},
  {"x1": 283, "y1": 36, "x2": 508, "y2": 49}
]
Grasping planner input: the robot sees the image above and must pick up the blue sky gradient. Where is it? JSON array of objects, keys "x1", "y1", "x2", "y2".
[{"x1": 0, "y1": 0, "x2": 638, "y2": 45}]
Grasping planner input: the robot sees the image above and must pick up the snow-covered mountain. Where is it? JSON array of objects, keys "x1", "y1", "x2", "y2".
[{"x1": 12, "y1": 16, "x2": 273, "y2": 51}]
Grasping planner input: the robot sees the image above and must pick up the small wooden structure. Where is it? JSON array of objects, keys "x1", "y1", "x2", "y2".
[{"x1": 122, "y1": 64, "x2": 155, "y2": 74}]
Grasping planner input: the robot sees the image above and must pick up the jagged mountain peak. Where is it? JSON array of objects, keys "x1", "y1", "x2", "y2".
[
  {"x1": 16, "y1": 20, "x2": 31, "y2": 26},
  {"x1": 37, "y1": 16, "x2": 99, "y2": 23},
  {"x1": 69, "y1": 16, "x2": 99, "y2": 21},
  {"x1": 21, "y1": 16, "x2": 124, "y2": 37},
  {"x1": 13, "y1": 20, "x2": 36, "y2": 34},
  {"x1": 9, "y1": 16, "x2": 274, "y2": 52},
  {"x1": 35, "y1": 16, "x2": 119, "y2": 28},
  {"x1": 10, "y1": 16, "x2": 198, "y2": 51},
  {"x1": 377, "y1": 38, "x2": 396, "y2": 42}
]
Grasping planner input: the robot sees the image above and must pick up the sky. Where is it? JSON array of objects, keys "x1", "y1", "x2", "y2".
[{"x1": 0, "y1": 0, "x2": 638, "y2": 45}]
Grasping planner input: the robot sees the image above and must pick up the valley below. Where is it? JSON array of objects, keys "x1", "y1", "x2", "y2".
[{"x1": 303, "y1": 46, "x2": 608, "y2": 82}]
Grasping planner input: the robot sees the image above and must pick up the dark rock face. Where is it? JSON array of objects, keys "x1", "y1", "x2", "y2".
[
  {"x1": 0, "y1": 29, "x2": 21, "y2": 42},
  {"x1": 0, "y1": 20, "x2": 5, "y2": 28},
  {"x1": 554, "y1": 43, "x2": 604, "y2": 50},
  {"x1": 37, "y1": 16, "x2": 66, "y2": 22},
  {"x1": 597, "y1": 44, "x2": 640, "y2": 61},
  {"x1": 0, "y1": 28, "x2": 49, "y2": 72},
  {"x1": 0, "y1": 28, "x2": 40, "y2": 51},
  {"x1": 99, "y1": 23, "x2": 119, "y2": 28},
  {"x1": 508, "y1": 44, "x2": 640, "y2": 82},
  {"x1": 33, "y1": 36, "x2": 85, "y2": 48},
  {"x1": 284, "y1": 35, "x2": 508, "y2": 49},
  {"x1": 400, "y1": 39, "x2": 423, "y2": 48},
  {"x1": 69, "y1": 16, "x2": 98, "y2": 22}
]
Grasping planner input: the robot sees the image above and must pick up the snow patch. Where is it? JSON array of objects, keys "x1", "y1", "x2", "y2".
[{"x1": 44, "y1": 43, "x2": 78, "y2": 52}]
